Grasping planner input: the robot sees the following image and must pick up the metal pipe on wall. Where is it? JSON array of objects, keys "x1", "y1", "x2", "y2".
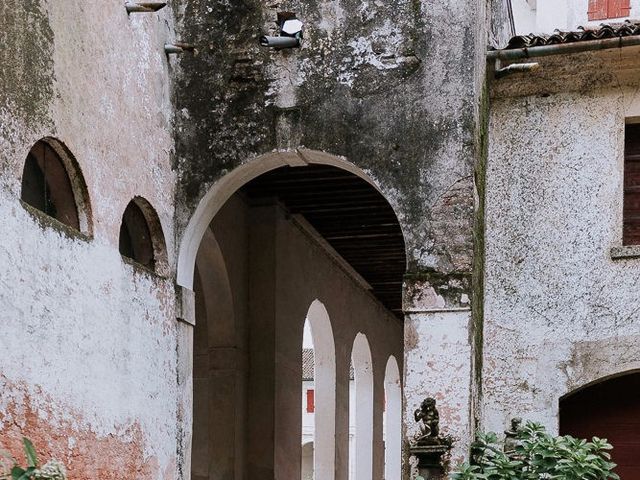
[{"x1": 487, "y1": 35, "x2": 640, "y2": 61}]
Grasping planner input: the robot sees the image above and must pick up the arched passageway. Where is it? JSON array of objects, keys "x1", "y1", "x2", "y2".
[
  {"x1": 185, "y1": 154, "x2": 405, "y2": 480},
  {"x1": 560, "y1": 372, "x2": 640, "y2": 479},
  {"x1": 302, "y1": 301, "x2": 336, "y2": 480}
]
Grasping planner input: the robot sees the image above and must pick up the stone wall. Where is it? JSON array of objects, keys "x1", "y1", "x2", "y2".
[{"x1": 0, "y1": 0, "x2": 516, "y2": 477}]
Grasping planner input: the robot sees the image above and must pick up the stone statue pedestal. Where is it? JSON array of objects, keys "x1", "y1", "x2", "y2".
[{"x1": 409, "y1": 443, "x2": 450, "y2": 479}]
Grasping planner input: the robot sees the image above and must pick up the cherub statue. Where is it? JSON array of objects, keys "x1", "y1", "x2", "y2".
[
  {"x1": 503, "y1": 417, "x2": 523, "y2": 455},
  {"x1": 414, "y1": 397, "x2": 440, "y2": 441}
]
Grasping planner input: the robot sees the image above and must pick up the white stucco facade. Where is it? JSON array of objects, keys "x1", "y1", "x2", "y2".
[
  {"x1": 512, "y1": 0, "x2": 640, "y2": 35},
  {"x1": 485, "y1": 47, "x2": 640, "y2": 434},
  {"x1": 0, "y1": 2, "x2": 178, "y2": 477}
]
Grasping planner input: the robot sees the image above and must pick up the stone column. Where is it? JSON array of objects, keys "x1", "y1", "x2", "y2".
[
  {"x1": 246, "y1": 205, "x2": 278, "y2": 477},
  {"x1": 404, "y1": 302, "x2": 474, "y2": 470}
]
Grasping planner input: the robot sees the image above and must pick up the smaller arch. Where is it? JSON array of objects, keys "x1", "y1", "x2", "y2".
[
  {"x1": 119, "y1": 197, "x2": 168, "y2": 275},
  {"x1": 560, "y1": 371, "x2": 640, "y2": 479},
  {"x1": 560, "y1": 366, "x2": 640, "y2": 401},
  {"x1": 305, "y1": 300, "x2": 336, "y2": 480},
  {"x1": 384, "y1": 356, "x2": 401, "y2": 480},
  {"x1": 20, "y1": 137, "x2": 92, "y2": 234},
  {"x1": 351, "y1": 333, "x2": 373, "y2": 480}
]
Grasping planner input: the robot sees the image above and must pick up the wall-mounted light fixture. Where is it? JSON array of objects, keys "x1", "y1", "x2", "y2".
[
  {"x1": 125, "y1": 2, "x2": 167, "y2": 14},
  {"x1": 165, "y1": 42, "x2": 196, "y2": 55},
  {"x1": 260, "y1": 12, "x2": 303, "y2": 49}
]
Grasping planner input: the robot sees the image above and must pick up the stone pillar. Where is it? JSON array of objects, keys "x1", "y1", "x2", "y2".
[
  {"x1": 372, "y1": 356, "x2": 387, "y2": 480},
  {"x1": 404, "y1": 308, "x2": 474, "y2": 469},
  {"x1": 273, "y1": 288, "x2": 307, "y2": 480},
  {"x1": 334, "y1": 336, "x2": 352, "y2": 480},
  {"x1": 176, "y1": 286, "x2": 195, "y2": 480},
  {"x1": 246, "y1": 205, "x2": 278, "y2": 477}
]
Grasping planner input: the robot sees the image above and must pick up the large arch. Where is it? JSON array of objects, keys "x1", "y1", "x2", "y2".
[
  {"x1": 384, "y1": 356, "x2": 402, "y2": 480},
  {"x1": 177, "y1": 149, "x2": 404, "y2": 290},
  {"x1": 305, "y1": 300, "x2": 337, "y2": 480},
  {"x1": 179, "y1": 151, "x2": 407, "y2": 480},
  {"x1": 351, "y1": 333, "x2": 374, "y2": 480}
]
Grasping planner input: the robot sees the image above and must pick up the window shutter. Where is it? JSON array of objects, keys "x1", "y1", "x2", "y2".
[
  {"x1": 588, "y1": 0, "x2": 608, "y2": 20},
  {"x1": 306, "y1": 389, "x2": 315, "y2": 413},
  {"x1": 623, "y1": 124, "x2": 640, "y2": 246},
  {"x1": 608, "y1": 0, "x2": 631, "y2": 18}
]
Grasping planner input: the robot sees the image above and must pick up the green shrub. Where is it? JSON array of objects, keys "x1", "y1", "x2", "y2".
[
  {"x1": 0, "y1": 438, "x2": 66, "y2": 480},
  {"x1": 451, "y1": 421, "x2": 619, "y2": 480}
]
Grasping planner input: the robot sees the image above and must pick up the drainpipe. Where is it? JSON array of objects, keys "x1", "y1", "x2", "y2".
[
  {"x1": 487, "y1": 34, "x2": 640, "y2": 61},
  {"x1": 494, "y1": 62, "x2": 540, "y2": 78}
]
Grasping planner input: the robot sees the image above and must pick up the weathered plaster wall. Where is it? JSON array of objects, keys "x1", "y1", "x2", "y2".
[
  {"x1": 489, "y1": 0, "x2": 515, "y2": 48},
  {"x1": 404, "y1": 310, "x2": 473, "y2": 464},
  {"x1": 512, "y1": 0, "x2": 640, "y2": 35},
  {"x1": 172, "y1": 0, "x2": 489, "y2": 302},
  {"x1": 0, "y1": 1, "x2": 178, "y2": 478},
  {"x1": 484, "y1": 53, "x2": 640, "y2": 434}
]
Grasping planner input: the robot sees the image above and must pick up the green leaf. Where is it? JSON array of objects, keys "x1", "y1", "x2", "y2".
[
  {"x1": 10, "y1": 466, "x2": 25, "y2": 480},
  {"x1": 21, "y1": 439, "x2": 37, "y2": 469},
  {"x1": 18, "y1": 467, "x2": 36, "y2": 480}
]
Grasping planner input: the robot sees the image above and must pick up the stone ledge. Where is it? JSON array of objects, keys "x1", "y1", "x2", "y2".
[
  {"x1": 21, "y1": 200, "x2": 92, "y2": 242},
  {"x1": 611, "y1": 245, "x2": 640, "y2": 260}
]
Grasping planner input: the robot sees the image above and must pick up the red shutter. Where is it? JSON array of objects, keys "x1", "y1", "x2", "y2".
[
  {"x1": 306, "y1": 389, "x2": 315, "y2": 413},
  {"x1": 588, "y1": 0, "x2": 608, "y2": 20},
  {"x1": 623, "y1": 124, "x2": 640, "y2": 246},
  {"x1": 608, "y1": 0, "x2": 631, "y2": 18}
]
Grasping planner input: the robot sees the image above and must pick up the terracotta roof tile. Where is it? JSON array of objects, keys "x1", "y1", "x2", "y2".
[{"x1": 497, "y1": 20, "x2": 640, "y2": 50}]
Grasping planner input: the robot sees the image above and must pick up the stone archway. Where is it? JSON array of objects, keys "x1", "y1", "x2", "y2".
[{"x1": 178, "y1": 151, "x2": 406, "y2": 480}]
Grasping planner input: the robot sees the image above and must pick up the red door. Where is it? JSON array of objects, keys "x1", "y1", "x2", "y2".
[{"x1": 560, "y1": 373, "x2": 640, "y2": 479}]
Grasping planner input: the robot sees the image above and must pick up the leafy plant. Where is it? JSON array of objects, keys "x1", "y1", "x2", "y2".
[
  {"x1": 451, "y1": 421, "x2": 620, "y2": 480},
  {"x1": 0, "y1": 438, "x2": 66, "y2": 480}
]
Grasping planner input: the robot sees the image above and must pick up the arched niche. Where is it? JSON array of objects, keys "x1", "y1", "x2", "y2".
[
  {"x1": 304, "y1": 300, "x2": 336, "y2": 480},
  {"x1": 20, "y1": 137, "x2": 92, "y2": 235},
  {"x1": 119, "y1": 196, "x2": 168, "y2": 275},
  {"x1": 384, "y1": 356, "x2": 401, "y2": 480},
  {"x1": 351, "y1": 333, "x2": 374, "y2": 480}
]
